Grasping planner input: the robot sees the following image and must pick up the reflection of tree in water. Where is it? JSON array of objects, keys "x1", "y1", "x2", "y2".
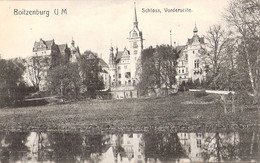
[
  {"x1": 202, "y1": 132, "x2": 240, "y2": 162},
  {"x1": 82, "y1": 134, "x2": 110, "y2": 163},
  {"x1": 238, "y1": 131, "x2": 259, "y2": 161},
  {"x1": 0, "y1": 132, "x2": 30, "y2": 163},
  {"x1": 202, "y1": 132, "x2": 259, "y2": 162},
  {"x1": 47, "y1": 132, "x2": 83, "y2": 162},
  {"x1": 0, "y1": 132, "x2": 9, "y2": 163},
  {"x1": 47, "y1": 132, "x2": 110, "y2": 163},
  {"x1": 143, "y1": 132, "x2": 187, "y2": 161}
]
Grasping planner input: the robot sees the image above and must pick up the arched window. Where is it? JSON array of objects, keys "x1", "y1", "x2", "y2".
[{"x1": 194, "y1": 60, "x2": 199, "y2": 68}]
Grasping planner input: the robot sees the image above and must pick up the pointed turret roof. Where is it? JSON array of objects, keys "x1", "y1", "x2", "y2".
[
  {"x1": 133, "y1": 2, "x2": 138, "y2": 28},
  {"x1": 109, "y1": 46, "x2": 115, "y2": 65},
  {"x1": 129, "y1": 2, "x2": 143, "y2": 39},
  {"x1": 193, "y1": 23, "x2": 198, "y2": 33},
  {"x1": 71, "y1": 38, "x2": 75, "y2": 46}
]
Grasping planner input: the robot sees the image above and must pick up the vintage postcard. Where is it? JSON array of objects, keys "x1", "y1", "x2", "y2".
[{"x1": 0, "y1": 0, "x2": 259, "y2": 162}]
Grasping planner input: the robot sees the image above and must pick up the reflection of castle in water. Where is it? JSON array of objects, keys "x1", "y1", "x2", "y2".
[
  {"x1": 109, "y1": 134, "x2": 145, "y2": 163},
  {"x1": 177, "y1": 133, "x2": 241, "y2": 162},
  {"x1": 0, "y1": 132, "x2": 258, "y2": 163}
]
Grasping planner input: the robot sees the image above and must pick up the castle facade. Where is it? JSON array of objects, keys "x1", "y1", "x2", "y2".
[{"x1": 107, "y1": 3, "x2": 143, "y2": 98}]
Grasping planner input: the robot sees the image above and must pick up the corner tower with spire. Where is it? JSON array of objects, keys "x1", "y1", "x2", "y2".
[
  {"x1": 128, "y1": 2, "x2": 143, "y2": 83},
  {"x1": 176, "y1": 23, "x2": 206, "y2": 84}
]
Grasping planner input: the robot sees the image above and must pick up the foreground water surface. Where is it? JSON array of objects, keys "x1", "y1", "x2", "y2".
[{"x1": 0, "y1": 131, "x2": 259, "y2": 163}]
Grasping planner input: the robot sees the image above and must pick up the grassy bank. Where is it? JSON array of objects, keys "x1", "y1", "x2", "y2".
[{"x1": 0, "y1": 92, "x2": 258, "y2": 133}]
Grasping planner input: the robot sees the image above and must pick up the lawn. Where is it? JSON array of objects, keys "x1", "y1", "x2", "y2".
[{"x1": 0, "y1": 92, "x2": 258, "y2": 133}]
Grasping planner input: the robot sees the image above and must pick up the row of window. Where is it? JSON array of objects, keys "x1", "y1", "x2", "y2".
[
  {"x1": 178, "y1": 60, "x2": 200, "y2": 72},
  {"x1": 35, "y1": 51, "x2": 47, "y2": 55},
  {"x1": 179, "y1": 67, "x2": 188, "y2": 74},
  {"x1": 179, "y1": 76, "x2": 187, "y2": 79},
  {"x1": 37, "y1": 45, "x2": 45, "y2": 48},
  {"x1": 194, "y1": 60, "x2": 200, "y2": 68},
  {"x1": 118, "y1": 72, "x2": 131, "y2": 78},
  {"x1": 179, "y1": 138, "x2": 202, "y2": 149},
  {"x1": 111, "y1": 80, "x2": 136, "y2": 86},
  {"x1": 180, "y1": 49, "x2": 197, "y2": 57},
  {"x1": 117, "y1": 80, "x2": 136, "y2": 86},
  {"x1": 118, "y1": 65, "x2": 128, "y2": 70},
  {"x1": 121, "y1": 56, "x2": 137, "y2": 64},
  {"x1": 180, "y1": 133, "x2": 190, "y2": 138}
]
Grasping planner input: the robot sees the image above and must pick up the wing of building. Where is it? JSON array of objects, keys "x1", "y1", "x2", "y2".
[
  {"x1": 176, "y1": 24, "x2": 207, "y2": 84},
  {"x1": 26, "y1": 38, "x2": 81, "y2": 92}
]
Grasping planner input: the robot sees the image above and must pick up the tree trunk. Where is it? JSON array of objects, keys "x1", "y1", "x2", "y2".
[
  {"x1": 221, "y1": 95, "x2": 227, "y2": 114},
  {"x1": 250, "y1": 132, "x2": 256, "y2": 155},
  {"x1": 232, "y1": 94, "x2": 235, "y2": 113},
  {"x1": 216, "y1": 132, "x2": 221, "y2": 162},
  {"x1": 243, "y1": 41, "x2": 257, "y2": 104}
]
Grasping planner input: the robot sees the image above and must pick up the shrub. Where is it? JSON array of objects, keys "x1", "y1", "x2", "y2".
[
  {"x1": 235, "y1": 91, "x2": 254, "y2": 106},
  {"x1": 194, "y1": 91, "x2": 208, "y2": 98},
  {"x1": 179, "y1": 81, "x2": 188, "y2": 92},
  {"x1": 202, "y1": 95, "x2": 215, "y2": 102}
]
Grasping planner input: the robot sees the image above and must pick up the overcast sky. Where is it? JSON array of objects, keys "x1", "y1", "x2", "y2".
[{"x1": 0, "y1": 0, "x2": 230, "y2": 63}]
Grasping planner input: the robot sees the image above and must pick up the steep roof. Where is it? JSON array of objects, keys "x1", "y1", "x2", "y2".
[
  {"x1": 176, "y1": 45, "x2": 186, "y2": 52},
  {"x1": 33, "y1": 39, "x2": 54, "y2": 51},
  {"x1": 58, "y1": 44, "x2": 67, "y2": 53},
  {"x1": 115, "y1": 48, "x2": 130, "y2": 62},
  {"x1": 98, "y1": 58, "x2": 109, "y2": 68},
  {"x1": 44, "y1": 40, "x2": 54, "y2": 49},
  {"x1": 116, "y1": 51, "x2": 124, "y2": 61},
  {"x1": 187, "y1": 36, "x2": 204, "y2": 45}
]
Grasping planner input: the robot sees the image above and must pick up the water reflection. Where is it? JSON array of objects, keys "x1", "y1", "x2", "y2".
[{"x1": 0, "y1": 131, "x2": 258, "y2": 162}]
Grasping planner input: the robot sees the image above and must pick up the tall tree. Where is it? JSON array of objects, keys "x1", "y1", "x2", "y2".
[
  {"x1": 138, "y1": 45, "x2": 179, "y2": 95},
  {"x1": 143, "y1": 132, "x2": 186, "y2": 161},
  {"x1": 79, "y1": 50, "x2": 104, "y2": 97},
  {"x1": 47, "y1": 62, "x2": 81, "y2": 97},
  {"x1": 224, "y1": 0, "x2": 260, "y2": 103},
  {"x1": 48, "y1": 133, "x2": 83, "y2": 162},
  {"x1": 23, "y1": 56, "x2": 51, "y2": 90},
  {"x1": 0, "y1": 59, "x2": 25, "y2": 106},
  {"x1": 0, "y1": 132, "x2": 30, "y2": 162},
  {"x1": 138, "y1": 46, "x2": 157, "y2": 94},
  {"x1": 199, "y1": 25, "x2": 230, "y2": 89},
  {"x1": 155, "y1": 45, "x2": 179, "y2": 90}
]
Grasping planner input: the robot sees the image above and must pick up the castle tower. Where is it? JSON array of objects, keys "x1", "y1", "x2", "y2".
[
  {"x1": 192, "y1": 24, "x2": 200, "y2": 44},
  {"x1": 128, "y1": 2, "x2": 143, "y2": 84},
  {"x1": 186, "y1": 24, "x2": 206, "y2": 81},
  {"x1": 108, "y1": 46, "x2": 117, "y2": 87},
  {"x1": 109, "y1": 46, "x2": 115, "y2": 65},
  {"x1": 70, "y1": 38, "x2": 80, "y2": 62}
]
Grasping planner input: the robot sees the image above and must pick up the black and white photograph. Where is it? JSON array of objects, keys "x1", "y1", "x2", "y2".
[{"x1": 0, "y1": 0, "x2": 259, "y2": 162}]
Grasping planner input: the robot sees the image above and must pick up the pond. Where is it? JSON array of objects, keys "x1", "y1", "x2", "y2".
[{"x1": 0, "y1": 131, "x2": 258, "y2": 162}]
